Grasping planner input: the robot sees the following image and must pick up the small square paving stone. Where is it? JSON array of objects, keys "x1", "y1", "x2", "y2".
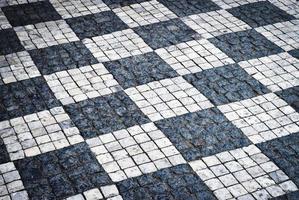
[
  {"x1": 239, "y1": 52, "x2": 299, "y2": 92},
  {"x1": 155, "y1": 107, "x2": 251, "y2": 161},
  {"x1": 0, "y1": 29, "x2": 24, "y2": 55},
  {"x1": 256, "y1": 20, "x2": 299, "y2": 51},
  {"x1": 2, "y1": 1, "x2": 61, "y2": 27},
  {"x1": 86, "y1": 122, "x2": 186, "y2": 182},
  {"x1": 158, "y1": 0, "x2": 220, "y2": 17},
  {"x1": 189, "y1": 145, "x2": 298, "y2": 199},
  {"x1": 112, "y1": 0, "x2": 177, "y2": 28},
  {"x1": 257, "y1": 132, "x2": 299, "y2": 187},
  {"x1": 276, "y1": 86, "x2": 299, "y2": 113},
  {"x1": 14, "y1": 20, "x2": 79, "y2": 50},
  {"x1": 0, "y1": 51, "x2": 40, "y2": 85},
  {"x1": 125, "y1": 76, "x2": 213, "y2": 121},
  {"x1": 182, "y1": 10, "x2": 250, "y2": 39},
  {"x1": 0, "y1": 107, "x2": 84, "y2": 160},
  {"x1": 155, "y1": 39, "x2": 234, "y2": 75},
  {"x1": 50, "y1": 0, "x2": 110, "y2": 19},
  {"x1": 271, "y1": 190, "x2": 299, "y2": 200},
  {"x1": 133, "y1": 18, "x2": 200, "y2": 50},
  {"x1": 208, "y1": 29, "x2": 284, "y2": 62},
  {"x1": 0, "y1": 137, "x2": 10, "y2": 164},
  {"x1": 116, "y1": 164, "x2": 216, "y2": 199},
  {"x1": 14, "y1": 142, "x2": 113, "y2": 200},
  {"x1": 0, "y1": 162, "x2": 29, "y2": 200},
  {"x1": 102, "y1": 0, "x2": 149, "y2": 9},
  {"x1": 66, "y1": 11, "x2": 129, "y2": 39},
  {"x1": 64, "y1": 91, "x2": 150, "y2": 138},
  {"x1": 83, "y1": 29, "x2": 153, "y2": 62},
  {"x1": 0, "y1": 10, "x2": 11, "y2": 30},
  {"x1": 65, "y1": 184, "x2": 122, "y2": 200},
  {"x1": 103, "y1": 52, "x2": 178, "y2": 89},
  {"x1": 29, "y1": 41, "x2": 98, "y2": 75},
  {"x1": 288, "y1": 49, "x2": 299, "y2": 59},
  {"x1": 0, "y1": 77, "x2": 61, "y2": 121},
  {"x1": 269, "y1": 0, "x2": 299, "y2": 19},
  {"x1": 44, "y1": 64, "x2": 122, "y2": 105},
  {"x1": 211, "y1": 0, "x2": 260, "y2": 9},
  {"x1": 227, "y1": 1, "x2": 295, "y2": 28},
  {"x1": 183, "y1": 64, "x2": 270, "y2": 106},
  {"x1": 218, "y1": 93, "x2": 299, "y2": 144}
]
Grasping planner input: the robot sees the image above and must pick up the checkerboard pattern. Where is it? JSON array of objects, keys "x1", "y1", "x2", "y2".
[{"x1": 0, "y1": 0, "x2": 298, "y2": 199}]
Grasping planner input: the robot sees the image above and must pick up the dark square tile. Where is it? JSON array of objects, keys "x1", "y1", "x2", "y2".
[
  {"x1": 66, "y1": 11, "x2": 129, "y2": 39},
  {"x1": 155, "y1": 108, "x2": 251, "y2": 161},
  {"x1": 288, "y1": 49, "x2": 299, "y2": 59},
  {"x1": 64, "y1": 91, "x2": 150, "y2": 139},
  {"x1": 15, "y1": 142, "x2": 112, "y2": 200},
  {"x1": 2, "y1": 1, "x2": 61, "y2": 27},
  {"x1": 257, "y1": 133, "x2": 299, "y2": 187},
  {"x1": 0, "y1": 77, "x2": 61, "y2": 121},
  {"x1": 208, "y1": 29, "x2": 284, "y2": 62},
  {"x1": 228, "y1": 1, "x2": 295, "y2": 28},
  {"x1": 183, "y1": 64, "x2": 270, "y2": 106},
  {"x1": 104, "y1": 52, "x2": 178, "y2": 89},
  {"x1": 271, "y1": 191, "x2": 299, "y2": 200},
  {"x1": 117, "y1": 164, "x2": 216, "y2": 200},
  {"x1": 0, "y1": 29, "x2": 24, "y2": 55},
  {"x1": 29, "y1": 41, "x2": 98, "y2": 75},
  {"x1": 276, "y1": 86, "x2": 299, "y2": 112},
  {"x1": 0, "y1": 138, "x2": 10, "y2": 164},
  {"x1": 158, "y1": 0, "x2": 220, "y2": 17},
  {"x1": 133, "y1": 18, "x2": 200, "y2": 49},
  {"x1": 102, "y1": 0, "x2": 149, "y2": 9}
]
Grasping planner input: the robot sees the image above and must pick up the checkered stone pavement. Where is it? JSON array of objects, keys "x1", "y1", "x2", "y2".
[{"x1": 0, "y1": 0, "x2": 299, "y2": 199}]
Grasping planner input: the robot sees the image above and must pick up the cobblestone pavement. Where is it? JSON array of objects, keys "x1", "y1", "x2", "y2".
[{"x1": 0, "y1": 0, "x2": 298, "y2": 199}]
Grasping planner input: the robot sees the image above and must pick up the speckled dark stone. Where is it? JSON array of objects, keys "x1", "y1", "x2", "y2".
[
  {"x1": 104, "y1": 52, "x2": 179, "y2": 89},
  {"x1": 276, "y1": 86, "x2": 299, "y2": 112},
  {"x1": 155, "y1": 108, "x2": 251, "y2": 161},
  {"x1": 133, "y1": 18, "x2": 200, "y2": 50},
  {"x1": 117, "y1": 164, "x2": 216, "y2": 200},
  {"x1": 228, "y1": 1, "x2": 295, "y2": 28},
  {"x1": 288, "y1": 49, "x2": 299, "y2": 59},
  {"x1": 158, "y1": 0, "x2": 220, "y2": 17},
  {"x1": 66, "y1": 11, "x2": 129, "y2": 39},
  {"x1": 29, "y1": 41, "x2": 98, "y2": 75},
  {"x1": 64, "y1": 91, "x2": 150, "y2": 139},
  {"x1": 15, "y1": 142, "x2": 112, "y2": 200},
  {"x1": 0, "y1": 29, "x2": 24, "y2": 55},
  {"x1": 257, "y1": 133, "x2": 299, "y2": 187},
  {"x1": 0, "y1": 138, "x2": 10, "y2": 164},
  {"x1": 208, "y1": 29, "x2": 284, "y2": 62},
  {"x1": 102, "y1": 0, "x2": 149, "y2": 9},
  {"x1": 0, "y1": 77, "x2": 61, "y2": 121},
  {"x1": 183, "y1": 64, "x2": 270, "y2": 106},
  {"x1": 2, "y1": 1, "x2": 61, "y2": 27},
  {"x1": 270, "y1": 191, "x2": 299, "y2": 200}
]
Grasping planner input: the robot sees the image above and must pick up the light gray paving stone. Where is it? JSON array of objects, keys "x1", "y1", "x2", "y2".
[
  {"x1": 256, "y1": 20, "x2": 299, "y2": 51},
  {"x1": 14, "y1": 20, "x2": 79, "y2": 50},
  {"x1": 112, "y1": 0, "x2": 177, "y2": 28},
  {"x1": 155, "y1": 39, "x2": 234, "y2": 75},
  {"x1": 0, "y1": 51, "x2": 40, "y2": 84},
  {"x1": 0, "y1": 107, "x2": 84, "y2": 160},
  {"x1": 44, "y1": 64, "x2": 122, "y2": 105},
  {"x1": 50, "y1": 0, "x2": 110, "y2": 19},
  {"x1": 182, "y1": 10, "x2": 250, "y2": 39},
  {"x1": 125, "y1": 77, "x2": 213, "y2": 121},
  {"x1": 189, "y1": 145, "x2": 298, "y2": 199},
  {"x1": 86, "y1": 123, "x2": 186, "y2": 182},
  {"x1": 218, "y1": 93, "x2": 299, "y2": 143},
  {"x1": 0, "y1": 162, "x2": 28, "y2": 200}
]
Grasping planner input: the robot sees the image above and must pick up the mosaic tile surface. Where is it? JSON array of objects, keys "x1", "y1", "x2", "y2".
[{"x1": 0, "y1": 0, "x2": 298, "y2": 199}]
